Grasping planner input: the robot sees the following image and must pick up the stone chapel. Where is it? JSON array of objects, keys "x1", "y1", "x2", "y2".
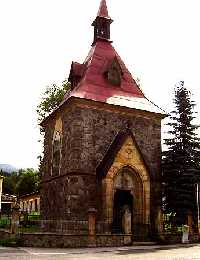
[{"x1": 41, "y1": 0, "x2": 165, "y2": 242}]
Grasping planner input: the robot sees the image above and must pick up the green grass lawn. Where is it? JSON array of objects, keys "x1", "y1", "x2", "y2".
[
  {"x1": 18, "y1": 224, "x2": 41, "y2": 233},
  {"x1": 0, "y1": 216, "x2": 11, "y2": 228}
]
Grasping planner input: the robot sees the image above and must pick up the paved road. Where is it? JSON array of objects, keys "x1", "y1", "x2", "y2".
[{"x1": 0, "y1": 244, "x2": 200, "y2": 260}]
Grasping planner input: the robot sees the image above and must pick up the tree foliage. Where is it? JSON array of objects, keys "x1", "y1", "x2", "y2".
[
  {"x1": 2, "y1": 168, "x2": 39, "y2": 197},
  {"x1": 36, "y1": 80, "x2": 71, "y2": 170},
  {"x1": 162, "y1": 81, "x2": 200, "y2": 223},
  {"x1": 36, "y1": 80, "x2": 71, "y2": 130}
]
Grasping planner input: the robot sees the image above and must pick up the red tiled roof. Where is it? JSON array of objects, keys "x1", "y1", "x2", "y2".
[
  {"x1": 97, "y1": 0, "x2": 111, "y2": 19},
  {"x1": 41, "y1": 0, "x2": 165, "y2": 126},
  {"x1": 63, "y1": 40, "x2": 165, "y2": 115},
  {"x1": 64, "y1": 41, "x2": 145, "y2": 102}
]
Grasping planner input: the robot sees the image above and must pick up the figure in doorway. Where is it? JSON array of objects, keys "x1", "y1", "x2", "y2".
[{"x1": 122, "y1": 205, "x2": 132, "y2": 234}]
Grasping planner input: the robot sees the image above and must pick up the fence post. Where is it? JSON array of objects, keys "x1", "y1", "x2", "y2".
[
  {"x1": 88, "y1": 208, "x2": 97, "y2": 247},
  {"x1": 11, "y1": 202, "x2": 20, "y2": 234}
]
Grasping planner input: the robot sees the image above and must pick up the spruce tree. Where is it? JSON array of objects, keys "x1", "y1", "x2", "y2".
[{"x1": 162, "y1": 81, "x2": 200, "y2": 224}]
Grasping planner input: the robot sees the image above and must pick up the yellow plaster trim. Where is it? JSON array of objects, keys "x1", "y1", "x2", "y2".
[
  {"x1": 107, "y1": 136, "x2": 150, "y2": 183},
  {"x1": 54, "y1": 117, "x2": 62, "y2": 133},
  {"x1": 104, "y1": 136, "x2": 150, "y2": 224}
]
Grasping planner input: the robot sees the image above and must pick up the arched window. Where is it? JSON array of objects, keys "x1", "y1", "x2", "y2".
[{"x1": 52, "y1": 131, "x2": 62, "y2": 176}]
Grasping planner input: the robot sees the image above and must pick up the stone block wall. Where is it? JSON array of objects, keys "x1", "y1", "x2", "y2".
[
  {"x1": 20, "y1": 233, "x2": 132, "y2": 248},
  {"x1": 41, "y1": 174, "x2": 96, "y2": 220},
  {"x1": 41, "y1": 100, "x2": 162, "y2": 232},
  {"x1": 43, "y1": 102, "x2": 161, "y2": 179},
  {"x1": 21, "y1": 233, "x2": 89, "y2": 248}
]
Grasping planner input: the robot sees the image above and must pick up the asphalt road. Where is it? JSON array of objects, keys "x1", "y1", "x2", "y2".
[{"x1": 0, "y1": 244, "x2": 200, "y2": 260}]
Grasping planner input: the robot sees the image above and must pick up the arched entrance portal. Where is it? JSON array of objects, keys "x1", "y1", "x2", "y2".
[
  {"x1": 99, "y1": 135, "x2": 151, "y2": 239},
  {"x1": 113, "y1": 189, "x2": 133, "y2": 234},
  {"x1": 102, "y1": 165, "x2": 150, "y2": 238}
]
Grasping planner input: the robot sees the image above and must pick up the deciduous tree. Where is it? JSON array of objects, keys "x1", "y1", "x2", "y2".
[
  {"x1": 36, "y1": 80, "x2": 71, "y2": 171},
  {"x1": 2, "y1": 168, "x2": 39, "y2": 197},
  {"x1": 36, "y1": 80, "x2": 71, "y2": 130}
]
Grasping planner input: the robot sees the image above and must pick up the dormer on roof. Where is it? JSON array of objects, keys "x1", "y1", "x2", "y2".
[
  {"x1": 104, "y1": 56, "x2": 123, "y2": 86},
  {"x1": 68, "y1": 62, "x2": 86, "y2": 90}
]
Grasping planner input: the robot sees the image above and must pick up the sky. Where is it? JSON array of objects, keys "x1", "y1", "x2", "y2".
[{"x1": 0, "y1": 0, "x2": 200, "y2": 169}]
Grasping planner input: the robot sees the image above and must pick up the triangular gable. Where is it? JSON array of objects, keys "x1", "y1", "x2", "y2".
[{"x1": 96, "y1": 129, "x2": 150, "y2": 180}]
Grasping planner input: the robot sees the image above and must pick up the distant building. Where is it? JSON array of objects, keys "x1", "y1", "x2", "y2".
[
  {"x1": 1, "y1": 194, "x2": 16, "y2": 213},
  {"x1": 19, "y1": 192, "x2": 40, "y2": 214}
]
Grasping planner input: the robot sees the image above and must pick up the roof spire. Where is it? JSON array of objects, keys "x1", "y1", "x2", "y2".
[
  {"x1": 97, "y1": 0, "x2": 111, "y2": 19},
  {"x1": 92, "y1": 0, "x2": 113, "y2": 45}
]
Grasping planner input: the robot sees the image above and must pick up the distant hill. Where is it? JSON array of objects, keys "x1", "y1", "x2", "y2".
[{"x1": 0, "y1": 164, "x2": 18, "y2": 174}]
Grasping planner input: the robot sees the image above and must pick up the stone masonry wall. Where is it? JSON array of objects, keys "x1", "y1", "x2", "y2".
[
  {"x1": 41, "y1": 101, "x2": 162, "y2": 228},
  {"x1": 43, "y1": 104, "x2": 161, "y2": 179},
  {"x1": 41, "y1": 174, "x2": 96, "y2": 220},
  {"x1": 20, "y1": 233, "x2": 132, "y2": 248}
]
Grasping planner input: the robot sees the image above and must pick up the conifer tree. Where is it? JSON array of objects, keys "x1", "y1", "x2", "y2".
[{"x1": 162, "y1": 81, "x2": 200, "y2": 224}]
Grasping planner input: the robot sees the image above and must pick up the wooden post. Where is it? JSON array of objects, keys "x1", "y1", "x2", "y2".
[{"x1": 88, "y1": 208, "x2": 97, "y2": 247}]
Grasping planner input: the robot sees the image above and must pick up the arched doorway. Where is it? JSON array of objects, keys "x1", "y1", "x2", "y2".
[
  {"x1": 101, "y1": 165, "x2": 150, "y2": 239},
  {"x1": 113, "y1": 189, "x2": 133, "y2": 234},
  {"x1": 99, "y1": 135, "x2": 151, "y2": 240}
]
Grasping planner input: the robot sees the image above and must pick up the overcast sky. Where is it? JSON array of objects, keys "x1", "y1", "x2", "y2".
[{"x1": 0, "y1": 0, "x2": 200, "y2": 169}]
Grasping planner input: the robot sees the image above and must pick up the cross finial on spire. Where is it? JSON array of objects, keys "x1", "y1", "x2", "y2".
[{"x1": 92, "y1": 0, "x2": 113, "y2": 45}]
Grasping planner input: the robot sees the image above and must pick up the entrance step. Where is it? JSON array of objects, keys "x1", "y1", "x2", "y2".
[{"x1": 132, "y1": 241, "x2": 157, "y2": 246}]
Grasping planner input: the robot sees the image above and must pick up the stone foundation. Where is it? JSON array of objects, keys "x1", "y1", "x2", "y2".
[
  {"x1": 20, "y1": 233, "x2": 132, "y2": 248},
  {"x1": 0, "y1": 230, "x2": 12, "y2": 240}
]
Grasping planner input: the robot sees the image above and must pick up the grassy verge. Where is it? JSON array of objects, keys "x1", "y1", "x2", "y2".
[{"x1": 0, "y1": 237, "x2": 23, "y2": 247}]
